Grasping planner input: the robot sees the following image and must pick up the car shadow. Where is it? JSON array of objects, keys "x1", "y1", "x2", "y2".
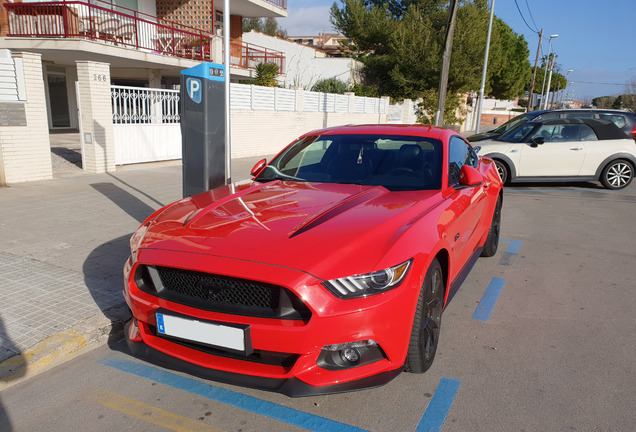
[
  {"x1": 83, "y1": 182, "x2": 163, "y2": 350},
  {"x1": 0, "y1": 314, "x2": 26, "y2": 431}
]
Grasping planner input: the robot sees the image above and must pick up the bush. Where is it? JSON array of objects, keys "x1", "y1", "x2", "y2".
[
  {"x1": 311, "y1": 78, "x2": 349, "y2": 94},
  {"x1": 253, "y1": 63, "x2": 279, "y2": 87}
]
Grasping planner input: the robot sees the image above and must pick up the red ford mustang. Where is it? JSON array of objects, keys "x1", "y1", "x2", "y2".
[{"x1": 123, "y1": 124, "x2": 503, "y2": 396}]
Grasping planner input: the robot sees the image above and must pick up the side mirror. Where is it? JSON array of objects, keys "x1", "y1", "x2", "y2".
[
  {"x1": 251, "y1": 159, "x2": 267, "y2": 177},
  {"x1": 530, "y1": 136, "x2": 545, "y2": 147},
  {"x1": 458, "y1": 165, "x2": 482, "y2": 187}
]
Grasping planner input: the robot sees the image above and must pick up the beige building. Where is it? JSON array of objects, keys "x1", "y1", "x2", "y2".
[{"x1": 0, "y1": 0, "x2": 287, "y2": 184}]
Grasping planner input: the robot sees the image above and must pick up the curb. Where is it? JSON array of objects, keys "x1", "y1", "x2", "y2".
[{"x1": 0, "y1": 305, "x2": 131, "y2": 391}]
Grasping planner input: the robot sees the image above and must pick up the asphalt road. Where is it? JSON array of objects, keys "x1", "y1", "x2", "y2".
[{"x1": 1, "y1": 182, "x2": 635, "y2": 432}]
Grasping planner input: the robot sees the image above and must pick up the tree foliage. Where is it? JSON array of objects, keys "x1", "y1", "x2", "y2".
[
  {"x1": 242, "y1": 17, "x2": 288, "y2": 38},
  {"x1": 330, "y1": 0, "x2": 531, "y2": 101}
]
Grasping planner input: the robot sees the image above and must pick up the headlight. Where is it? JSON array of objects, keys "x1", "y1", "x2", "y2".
[
  {"x1": 323, "y1": 259, "x2": 412, "y2": 299},
  {"x1": 473, "y1": 145, "x2": 481, "y2": 154},
  {"x1": 129, "y1": 223, "x2": 149, "y2": 254}
]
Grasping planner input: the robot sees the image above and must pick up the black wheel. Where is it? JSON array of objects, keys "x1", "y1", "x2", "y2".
[
  {"x1": 480, "y1": 195, "x2": 502, "y2": 257},
  {"x1": 601, "y1": 160, "x2": 634, "y2": 190},
  {"x1": 405, "y1": 258, "x2": 444, "y2": 374},
  {"x1": 494, "y1": 160, "x2": 509, "y2": 184}
]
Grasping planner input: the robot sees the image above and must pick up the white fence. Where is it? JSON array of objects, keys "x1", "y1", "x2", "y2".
[{"x1": 112, "y1": 84, "x2": 390, "y2": 164}]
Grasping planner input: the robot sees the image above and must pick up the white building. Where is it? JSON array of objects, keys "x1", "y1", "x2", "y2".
[{"x1": 242, "y1": 30, "x2": 362, "y2": 90}]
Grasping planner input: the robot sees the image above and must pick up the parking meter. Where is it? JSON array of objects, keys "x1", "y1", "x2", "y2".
[{"x1": 180, "y1": 62, "x2": 226, "y2": 197}]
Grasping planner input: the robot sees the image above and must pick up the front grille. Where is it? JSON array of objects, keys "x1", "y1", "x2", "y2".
[{"x1": 135, "y1": 265, "x2": 311, "y2": 320}]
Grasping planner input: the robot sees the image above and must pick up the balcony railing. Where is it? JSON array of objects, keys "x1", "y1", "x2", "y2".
[
  {"x1": 4, "y1": 0, "x2": 285, "y2": 72},
  {"x1": 263, "y1": 0, "x2": 287, "y2": 10}
]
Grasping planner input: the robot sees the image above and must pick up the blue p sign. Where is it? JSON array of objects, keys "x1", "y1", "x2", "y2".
[{"x1": 186, "y1": 77, "x2": 202, "y2": 104}]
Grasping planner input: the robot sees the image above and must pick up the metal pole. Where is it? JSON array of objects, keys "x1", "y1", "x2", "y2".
[
  {"x1": 544, "y1": 54, "x2": 556, "y2": 109},
  {"x1": 540, "y1": 35, "x2": 557, "y2": 109},
  {"x1": 528, "y1": 28, "x2": 543, "y2": 111},
  {"x1": 474, "y1": 0, "x2": 495, "y2": 134},
  {"x1": 434, "y1": 0, "x2": 458, "y2": 127},
  {"x1": 223, "y1": 0, "x2": 231, "y2": 184}
]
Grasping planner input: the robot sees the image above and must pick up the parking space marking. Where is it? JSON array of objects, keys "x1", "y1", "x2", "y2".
[
  {"x1": 473, "y1": 278, "x2": 505, "y2": 321},
  {"x1": 101, "y1": 357, "x2": 461, "y2": 432},
  {"x1": 500, "y1": 239, "x2": 523, "y2": 254},
  {"x1": 92, "y1": 389, "x2": 223, "y2": 432},
  {"x1": 99, "y1": 356, "x2": 369, "y2": 432},
  {"x1": 415, "y1": 377, "x2": 461, "y2": 432}
]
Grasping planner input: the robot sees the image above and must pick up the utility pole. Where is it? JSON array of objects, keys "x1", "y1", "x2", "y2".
[
  {"x1": 528, "y1": 28, "x2": 543, "y2": 111},
  {"x1": 434, "y1": 0, "x2": 458, "y2": 126},
  {"x1": 543, "y1": 54, "x2": 556, "y2": 109},
  {"x1": 540, "y1": 34, "x2": 558, "y2": 110},
  {"x1": 474, "y1": 0, "x2": 495, "y2": 134}
]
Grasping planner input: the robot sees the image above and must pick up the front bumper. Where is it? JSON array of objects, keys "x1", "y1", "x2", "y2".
[
  {"x1": 123, "y1": 249, "x2": 424, "y2": 396},
  {"x1": 125, "y1": 319, "x2": 402, "y2": 397}
]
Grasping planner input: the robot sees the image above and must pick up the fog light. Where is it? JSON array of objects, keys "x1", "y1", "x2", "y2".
[
  {"x1": 318, "y1": 340, "x2": 385, "y2": 371},
  {"x1": 341, "y1": 348, "x2": 361, "y2": 365}
]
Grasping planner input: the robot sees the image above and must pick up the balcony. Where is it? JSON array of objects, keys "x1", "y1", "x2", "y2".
[{"x1": 3, "y1": 0, "x2": 285, "y2": 73}]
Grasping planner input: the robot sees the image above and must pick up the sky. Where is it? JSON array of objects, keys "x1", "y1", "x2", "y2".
[{"x1": 278, "y1": 0, "x2": 636, "y2": 102}]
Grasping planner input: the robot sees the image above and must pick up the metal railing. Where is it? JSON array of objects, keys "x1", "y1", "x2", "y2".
[
  {"x1": 111, "y1": 86, "x2": 180, "y2": 124},
  {"x1": 5, "y1": 0, "x2": 285, "y2": 71}
]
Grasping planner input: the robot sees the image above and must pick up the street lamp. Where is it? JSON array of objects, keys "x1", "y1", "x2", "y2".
[
  {"x1": 540, "y1": 34, "x2": 558, "y2": 109},
  {"x1": 561, "y1": 69, "x2": 573, "y2": 107}
]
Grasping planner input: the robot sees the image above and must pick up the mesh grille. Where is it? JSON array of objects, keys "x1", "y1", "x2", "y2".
[
  {"x1": 156, "y1": 267, "x2": 277, "y2": 309},
  {"x1": 136, "y1": 265, "x2": 311, "y2": 320}
]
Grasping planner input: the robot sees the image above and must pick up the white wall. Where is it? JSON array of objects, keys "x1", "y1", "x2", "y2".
[{"x1": 241, "y1": 31, "x2": 362, "y2": 89}]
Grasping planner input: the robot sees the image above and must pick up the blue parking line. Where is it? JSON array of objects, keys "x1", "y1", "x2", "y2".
[
  {"x1": 500, "y1": 239, "x2": 523, "y2": 254},
  {"x1": 473, "y1": 278, "x2": 505, "y2": 321},
  {"x1": 415, "y1": 377, "x2": 461, "y2": 432},
  {"x1": 100, "y1": 357, "x2": 368, "y2": 432},
  {"x1": 101, "y1": 357, "x2": 462, "y2": 432}
]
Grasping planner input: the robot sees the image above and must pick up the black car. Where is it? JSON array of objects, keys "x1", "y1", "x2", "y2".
[{"x1": 467, "y1": 109, "x2": 636, "y2": 142}]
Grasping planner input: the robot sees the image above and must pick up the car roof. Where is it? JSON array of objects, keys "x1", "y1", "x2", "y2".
[
  {"x1": 530, "y1": 108, "x2": 635, "y2": 118},
  {"x1": 526, "y1": 118, "x2": 628, "y2": 140},
  {"x1": 300, "y1": 124, "x2": 459, "y2": 140}
]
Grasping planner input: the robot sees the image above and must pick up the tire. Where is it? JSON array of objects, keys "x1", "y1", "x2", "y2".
[
  {"x1": 600, "y1": 159, "x2": 634, "y2": 190},
  {"x1": 480, "y1": 195, "x2": 502, "y2": 257},
  {"x1": 405, "y1": 258, "x2": 444, "y2": 374},
  {"x1": 494, "y1": 159, "x2": 509, "y2": 185}
]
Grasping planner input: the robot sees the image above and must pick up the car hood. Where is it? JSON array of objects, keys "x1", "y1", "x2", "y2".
[{"x1": 139, "y1": 181, "x2": 444, "y2": 280}]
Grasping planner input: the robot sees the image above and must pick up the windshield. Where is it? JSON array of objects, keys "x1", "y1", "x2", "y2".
[
  {"x1": 498, "y1": 122, "x2": 538, "y2": 143},
  {"x1": 490, "y1": 113, "x2": 529, "y2": 134},
  {"x1": 255, "y1": 134, "x2": 443, "y2": 191}
]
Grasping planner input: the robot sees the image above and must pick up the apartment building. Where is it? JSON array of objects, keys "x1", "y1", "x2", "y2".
[{"x1": 0, "y1": 0, "x2": 287, "y2": 130}]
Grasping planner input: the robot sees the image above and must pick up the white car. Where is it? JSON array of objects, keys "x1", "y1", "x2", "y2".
[{"x1": 473, "y1": 119, "x2": 636, "y2": 189}]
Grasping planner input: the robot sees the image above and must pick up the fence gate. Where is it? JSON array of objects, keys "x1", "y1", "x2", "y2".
[{"x1": 111, "y1": 85, "x2": 181, "y2": 165}]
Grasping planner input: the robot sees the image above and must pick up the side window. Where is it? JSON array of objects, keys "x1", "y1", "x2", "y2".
[
  {"x1": 530, "y1": 124, "x2": 560, "y2": 142},
  {"x1": 598, "y1": 114, "x2": 627, "y2": 129},
  {"x1": 579, "y1": 124, "x2": 598, "y2": 141},
  {"x1": 448, "y1": 136, "x2": 475, "y2": 185}
]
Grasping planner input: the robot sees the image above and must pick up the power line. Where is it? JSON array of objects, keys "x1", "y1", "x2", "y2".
[
  {"x1": 523, "y1": 0, "x2": 539, "y2": 32},
  {"x1": 513, "y1": 0, "x2": 539, "y2": 35}
]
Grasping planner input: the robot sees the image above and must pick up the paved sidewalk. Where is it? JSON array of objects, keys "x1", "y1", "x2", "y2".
[{"x1": 0, "y1": 156, "x2": 269, "y2": 387}]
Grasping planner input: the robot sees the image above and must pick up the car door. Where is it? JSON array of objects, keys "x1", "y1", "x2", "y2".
[
  {"x1": 517, "y1": 123, "x2": 587, "y2": 177},
  {"x1": 444, "y1": 137, "x2": 488, "y2": 274}
]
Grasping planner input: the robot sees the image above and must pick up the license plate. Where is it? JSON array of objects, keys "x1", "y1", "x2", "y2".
[{"x1": 155, "y1": 311, "x2": 252, "y2": 355}]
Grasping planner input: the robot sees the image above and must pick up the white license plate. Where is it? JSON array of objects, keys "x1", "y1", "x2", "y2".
[{"x1": 155, "y1": 312, "x2": 250, "y2": 353}]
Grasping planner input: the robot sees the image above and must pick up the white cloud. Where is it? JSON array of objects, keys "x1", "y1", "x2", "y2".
[{"x1": 279, "y1": 6, "x2": 334, "y2": 36}]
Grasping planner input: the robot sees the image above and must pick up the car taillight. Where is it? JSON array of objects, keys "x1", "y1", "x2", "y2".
[{"x1": 631, "y1": 124, "x2": 636, "y2": 142}]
